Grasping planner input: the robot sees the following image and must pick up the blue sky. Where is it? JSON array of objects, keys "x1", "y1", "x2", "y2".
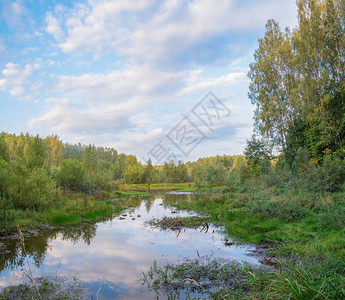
[{"x1": 0, "y1": 0, "x2": 297, "y2": 162}]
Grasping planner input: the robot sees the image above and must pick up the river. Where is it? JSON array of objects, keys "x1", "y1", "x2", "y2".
[{"x1": 0, "y1": 192, "x2": 263, "y2": 299}]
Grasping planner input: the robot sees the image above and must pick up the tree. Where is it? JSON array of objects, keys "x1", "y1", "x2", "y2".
[
  {"x1": 249, "y1": 19, "x2": 298, "y2": 149},
  {"x1": 24, "y1": 135, "x2": 45, "y2": 169},
  {"x1": 124, "y1": 162, "x2": 144, "y2": 184},
  {"x1": 249, "y1": 0, "x2": 345, "y2": 160},
  {"x1": 83, "y1": 145, "x2": 97, "y2": 177},
  {"x1": 44, "y1": 135, "x2": 64, "y2": 168},
  {"x1": 206, "y1": 165, "x2": 226, "y2": 186},
  {"x1": 176, "y1": 161, "x2": 188, "y2": 182},
  {"x1": 55, "y1": 159, "x2": 86, "y2": 192},
  {"x1": 0, "y1": 136, "x2": 10, "y2": 162},
  {"x1": 244, "y1": 136, "x2": 270, "y2": 175},
  {"x1": 143, "y1": 159, "x2": 154, "y2": 184}
]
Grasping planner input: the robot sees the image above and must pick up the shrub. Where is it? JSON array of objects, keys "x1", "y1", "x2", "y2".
[
  {"x1": 316, "y1": 205, "x2": 345, "y2": 231},
  {"x1": 299, "y1": 156, "x2": 345, "y2": 193},
  {"x1": 55, "y1": 159, "x2": 86, "y2": 192},
  {"x1": 225, "y1": 171, "x2": 239, "y2": 191},
  {"x1": 248, "y1": 200, "x2": 308, "y2": 222},
  {"x1": 8, "y1": 166, "x2": 58, "y2": 210}
]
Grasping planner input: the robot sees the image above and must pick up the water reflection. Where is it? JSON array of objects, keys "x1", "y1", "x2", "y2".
[{"x1": 0, "y1": 193, "x2": 260, "y2": 299}]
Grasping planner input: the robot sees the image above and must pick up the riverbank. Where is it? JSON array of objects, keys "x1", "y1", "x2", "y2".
[
  {"x1": 2, "y1": 182, "x2": 344, "y2": 298},
  {"x1": 160, "y1": 180, "x2": 345, "y2": 299},
  {"x1": 0, "y1": 190, "x2": 151, "y2": 235},
  {"x1": 0, "y1": 184, "x2": 190, "y2": 236}
]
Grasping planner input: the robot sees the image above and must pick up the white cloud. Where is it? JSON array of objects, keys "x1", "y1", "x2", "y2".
[
  {"x1": 0, "y1": 63, "x2": 40, "y2": 97},
  {"x1": 55, "y1": 64, "x2": 179, "y2": 99},
  {"x1": 46, "y1": 0, "x2": 296, "y2": 64},
  {"x1": 28, "y1": 98, "x2": 141, "y2": 134},
  {"x1": 45, "y1": 0, "x2": 153, "y2": 54},
  {"x1": 46, "y1": 12, "x2": 64, "y2": 40},
  {"x1": 25, "y1": 0, "x2": 297, "y2": 157},
  {"x1": 177, "y1": 71, "x2": 246, "y2": 96}
]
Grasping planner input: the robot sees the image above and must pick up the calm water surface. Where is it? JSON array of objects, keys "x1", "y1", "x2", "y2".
[{"x1": 0, "y1": 193, "x2": 262, "y2": 299}]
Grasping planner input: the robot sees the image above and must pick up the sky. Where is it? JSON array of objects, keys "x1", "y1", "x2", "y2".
[{"x1": 0, "y1": 0, "x2": 298, "y2": 163}]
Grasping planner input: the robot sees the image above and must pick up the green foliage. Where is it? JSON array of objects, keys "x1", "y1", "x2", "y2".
[
  {"x1": 285, "y1": 148, "x2": 345, "y2": 192},
  {"x1": 83, "y1": 145, "x2": 97, "y2": 176},
  {"x1": 316, "y1": 204, "x2": 345, "y2": 231},
  {"x1": 24, "y1": 135, "x2": 45, "y2": 169},
  {"x1": 313, "y1": 156, "x2": 345, "y2": 192},
  {"x1": 205, "y1": 165, "x2": 226, "y2": 186},
  {"x1": 55, "y1": 159, "x2": 86, "y2": 192},
  {"x1": 248, "y1": 19, "x2": 297, "y2": 146},
  {"x1": 249, "y1": 0, "x2": 345, "y2": 165},
  {"x1": 224, "y1": 170, "x2": 240, "y2": 191},
  {"x1": 0, "y1": 195, "x2": 14, "y2": 231},
  {"x1": 0, "y1": 136, "x2": 10, "y2": 162},
  {"x1": 248, "y1": 200, "x2": 309, "y2": 222},
  {"x1": 0, "y1": 160, "x2": 10, "y2": 195},
  {"x1": 85, "y1": 170, "x2": 111, "y2": 194},
  {"x1": 124, "y1": 161, "x2": 144, "y2": 184},
  {"x1": 143, "y1": 159, "x2": 154, "y2": 184},
  {"x1": 8, "y1": 166, "x2": 57, "y2": 210},
  {"x1": 238, "y1": 163, "x2": 251, "y2": 182}
]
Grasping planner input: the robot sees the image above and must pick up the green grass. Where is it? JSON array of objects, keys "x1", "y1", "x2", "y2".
[
  {"x1": 170, "y1": 181, "x2": 345, "y2": 299},
  {"x1": 1, "y1": 194, "x2": 126, "y2": 232},
  {"x1": 142, "y1": 254, "x2": 345, "y2": 299}
]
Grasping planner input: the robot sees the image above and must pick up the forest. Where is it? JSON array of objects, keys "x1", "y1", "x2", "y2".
[{"x1": 0, "y1": 131, "x2": 243, "y2": 212}]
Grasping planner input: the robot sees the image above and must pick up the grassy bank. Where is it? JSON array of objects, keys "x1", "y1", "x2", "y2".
[
  {"x1": 0, "y1": 189, "x2": 151, "y2": 233},
  {"x1": 0, "y1": 184, "x2": 187, "y2": 234},
  {"x1": 162, "y1": 180, "x2": 345, "y2": 299},
  {"x1": 0, "y1": 183, "x2": 194, "y2": 234},
  {"x1": 0, "y1": 195, "x2": 125, "y2": 233}
]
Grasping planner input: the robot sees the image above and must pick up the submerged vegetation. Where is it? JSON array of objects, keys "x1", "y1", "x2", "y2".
[
  {"x1": 148, "y1": 216, "x2": 209, "y2": 233},
  {"x1": 142, "y1": 251, "x2": 345, "y2": 299},
  {"x1": 141, "y1": 258, "x2": 255, "y2": 299}
]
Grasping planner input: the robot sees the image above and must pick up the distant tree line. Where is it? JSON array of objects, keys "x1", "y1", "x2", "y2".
[{"x1": 0, "y1": 132, "x2": 246, "y2": 211}]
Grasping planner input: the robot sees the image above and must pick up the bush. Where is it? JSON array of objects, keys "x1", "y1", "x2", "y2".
[
  {"x1": 225, "y1": 171, "x2": 239, "y2": 191},
  {"x1": 238, "y1": 164, "x2": 251, "y2": 182},
  {"x1": 84, "y1": 171, "x2": 111, "y2": 194},
  {"x1": 248, "y1": 200, "x2": 308, "y2": 222},
  {"x1": 209, "y1": 194, "x2": 227, "y2": 204},
  {"x1": 8, "y1": 166, "x2": 58, "y2": 210},
  {"x1": 297, "y1": 156, "x2": 345, "y2": 193},
  {"x1": 316, "y1": 157, "x2": 345, "y2": 192},
  {"x1": 316, "y1": 205, "x2": 345, "y2": 231},
  {"x1": 55, "y1": 159, "x2": 86, "y2": 192},
  {"x1": 205, "y1": 165, "x2": 226, "y2": 186}
]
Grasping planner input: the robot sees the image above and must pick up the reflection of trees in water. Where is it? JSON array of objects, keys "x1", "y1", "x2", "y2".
[
  {"x1": 59, "y1": 222, "x2": 97, "y2": 245},
  {"x1": 144, "y1": 198, "x2": 154, "y2": 212},
  {"x1": 0, "y1": 232, "x2": 55, "y2": 272},
  {"x1": 124, "y1": 196, "x2": 143, "y2": 208},
  {"x1": 120, "y1": 193, "x2": 195, "y2": 213},
  {"x1": 0, "y1": 193, "x2": 196, "y2": 274},
  {"x1": 162, "y1": 193, "x2": 194, "y2": 206},
  {"x1": 0, "y1": 221, "x2": 99, "y2": 273},
  {"x1": 127, "y1": 193, "x2": 195, "y2": 211},
  {"x1": 125, "y1": 195, "x2": 156, "y2": 213}
]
